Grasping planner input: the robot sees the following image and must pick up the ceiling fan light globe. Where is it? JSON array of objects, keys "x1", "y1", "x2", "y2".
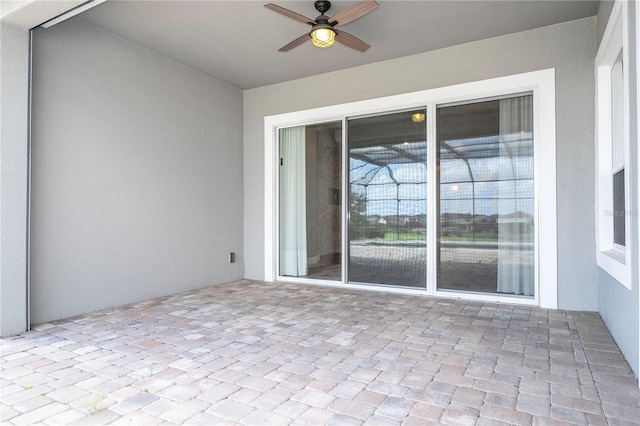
[{"x1": 311, "y1": 27, "x2": 336, "y2": 48}]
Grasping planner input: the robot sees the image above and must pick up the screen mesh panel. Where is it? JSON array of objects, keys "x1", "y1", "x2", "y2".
[{"x1": 348, "y1": 111, "x2": 427, "y2": 287}]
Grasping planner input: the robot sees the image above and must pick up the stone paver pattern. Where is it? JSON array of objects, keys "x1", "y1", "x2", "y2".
[{"x1": 1, "y1": 280, "x2": 639, "y2": 425}]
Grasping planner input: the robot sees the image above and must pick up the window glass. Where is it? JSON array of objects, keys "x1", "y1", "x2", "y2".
[
  {"x1": 613, "y1": 169, "x2": 625, "y2": 246},
  {"x1": 611, "y1": 50, "x2": 624, "y2": 170},
  {"x1": 279, "y1": 123, "x2": 343, "y2": 280},
  {"x1": 610, "y1": 50, "x2": 625, "y2": 248}
]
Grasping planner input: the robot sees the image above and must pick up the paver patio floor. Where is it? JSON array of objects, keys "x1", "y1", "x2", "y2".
[{"x1": 1, "y1": 280, "x2": 639, "y2": 425}]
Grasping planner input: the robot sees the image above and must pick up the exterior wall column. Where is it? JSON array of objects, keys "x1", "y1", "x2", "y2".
[{"x1": 0, "y1": 22, "x2": 30, "y2": 336}]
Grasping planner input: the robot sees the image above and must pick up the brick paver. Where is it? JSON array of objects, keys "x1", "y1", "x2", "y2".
[{"x1": 1, "y1": 280, "x2": 639, "y2": 424}]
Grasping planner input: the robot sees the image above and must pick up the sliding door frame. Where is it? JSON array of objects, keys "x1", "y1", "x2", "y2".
[{"x1": 264, "y1": 69, "x2": 557, "y2": 308}]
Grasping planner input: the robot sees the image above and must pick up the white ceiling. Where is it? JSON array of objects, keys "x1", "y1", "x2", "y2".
[{"x1": 75, "y1": 0, "x2": 600, "y2": 90}]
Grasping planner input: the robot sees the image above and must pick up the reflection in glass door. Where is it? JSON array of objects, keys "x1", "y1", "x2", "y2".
[
  {"x1": 348, "y1": 110, "x2": 427, "y2": 287},
  {"x1": 436, "y1": 95, "x2": 535, "y2": 296}
]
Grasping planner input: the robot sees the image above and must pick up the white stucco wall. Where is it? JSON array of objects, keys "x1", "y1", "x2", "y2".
[
  {"x1": 29, "y1": 18, "x2": 244, "y2": 323},
  {"x1": 1, "y1": 0, "x2": 87, "y2": 337},
  {"x1": 0, "y1": 22, "x2": 30, "y2": 335}
]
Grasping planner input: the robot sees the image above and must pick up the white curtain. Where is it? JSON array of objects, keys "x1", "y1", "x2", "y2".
[
  {"x1": 279, "y1": 126, "x2": 308, "y2": 277},
  {"x1": 496, "y1": 96, "x2": 534, "y2": 296}
]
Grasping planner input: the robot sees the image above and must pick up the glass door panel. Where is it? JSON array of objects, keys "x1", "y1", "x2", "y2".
[
  {"x1": 436, "y1": 95, "x2": 535, "y2": 296},
  {"x1": 348, "y1": 110, "x2": 427, "y2": 287},
  {"x1": 279, "y1": 122, "x2": 342, "y2": 281}
]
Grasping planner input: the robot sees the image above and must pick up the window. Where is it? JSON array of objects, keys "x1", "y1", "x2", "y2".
[{"x1": 595, "y1": 0, "x2": 631, "y2": 288}]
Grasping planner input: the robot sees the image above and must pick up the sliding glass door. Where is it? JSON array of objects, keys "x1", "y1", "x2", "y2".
[
  {"x1": 279, "y1": 122, "x2": 342, "y2": 281},
  {"x1": 347, "y1": 111, "x2": 427, "y2": 287},
  {"x1": 436, "y1": 94, "x2": 534, "y2": 296},
  {"x1": 276, "y1": 92, "x2": 537, "y2": 300}
]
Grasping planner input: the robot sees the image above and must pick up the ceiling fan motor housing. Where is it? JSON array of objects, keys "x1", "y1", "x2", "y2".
[{"x1": 314, "y1": 1, "x2": 331, "y2": 14}]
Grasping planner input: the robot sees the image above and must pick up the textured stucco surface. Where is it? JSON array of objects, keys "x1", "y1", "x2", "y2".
[
  {"x1": 0, "y1": 22, "x2": 30, "y2": 336},
  {"x1": 30, "y1": 19, "x2": 244, "y2": 323}
]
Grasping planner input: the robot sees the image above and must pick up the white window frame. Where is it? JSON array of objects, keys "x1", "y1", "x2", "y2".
[
  {"x1": 595, "y1": 0, "x2": 632, "y2": 289},
  {"x1": 264, "y1": 69, "x2": 557, "y2": 308}
]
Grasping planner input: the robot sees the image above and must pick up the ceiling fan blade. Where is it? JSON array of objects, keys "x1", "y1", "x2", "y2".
[
  {"x1": 264, "y1": 3, "x2": 315, "y2": 25},
  {"x1": 335, "y1": 30, "x2": 370, "y2": 52},
  {"x1": 279, "y1": 33, "x2": 311, "y2": 52},
  {"x1": 331, "y1": 0, "x2": 379, "y2": 27}
]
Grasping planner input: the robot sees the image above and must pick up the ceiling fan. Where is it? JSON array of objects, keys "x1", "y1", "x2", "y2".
[{"x1": 264, "y1": 0, "x2": 379, "y2": 52}]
